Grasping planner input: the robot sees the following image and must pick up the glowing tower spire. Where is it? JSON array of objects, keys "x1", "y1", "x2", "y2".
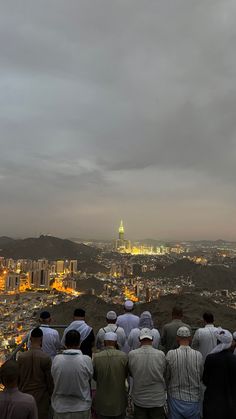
[{"x1": 119, "y1": 220, "x2": 124, "y2": 240}]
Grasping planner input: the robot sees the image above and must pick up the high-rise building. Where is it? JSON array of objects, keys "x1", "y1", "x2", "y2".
[
  {"x1": 119, "y1": 220, "x2": 124, "y2": 240},
  {"x1": 29, "y1": 269, "x2": 50, "y2": 289},
  {"x1": 56, "y1": 260, "x2": 64, "y2": 274},
  {"x1": 115, "y1": 220, "x2": 131, "y2": 253},
  {"x1": 69, "y1": 260, "x2": 77, "y2": 274},
  {"x1": 5, "y1": 273, "x2": 20, "y2": 292}
]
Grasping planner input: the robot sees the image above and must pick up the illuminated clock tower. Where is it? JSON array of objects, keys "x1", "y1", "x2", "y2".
[{"x1": 119, "y1": 220, "x2": 124, "y2": 240}]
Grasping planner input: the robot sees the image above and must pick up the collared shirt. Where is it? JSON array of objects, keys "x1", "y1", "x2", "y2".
[
  {"x1": 128, "y1": 345, "x2": 166, "y2": 408},
  {"x1": 192, "y1": 324, "x2": 218, "y2": 361},
  {"x1": 161, "y1": 320, "x2": 191, "y2": 353},
  {"x1": 28, "y1": 325, "x2": 61, "y2": 359},
  {"x1": 51, "y1": 349, "x2": 93, "y2": 413},
  {"x1": 93, "y1": 347, "x2": 128, "y2": 416},
  {"x1": 0, "y1": 388, "x2": 38, "y2": 419},
  {"x1": 166, "y1": 345, "x2": 203, "y2": 402},
  {"x1": 128, "y1": 328, "x2": 161, "y2": 350},
  {"x1": 96, "y1": 324, "x2": 126, "y2": 350},
  {"x1": 117, "y1": 313, "x2": 139, "y2": 353}
]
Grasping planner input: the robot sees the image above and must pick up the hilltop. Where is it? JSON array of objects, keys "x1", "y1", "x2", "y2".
[
  {"x1": 46, "y1": 293, "x2": 236, "y2": 333},
  {"x1": 0, "y1": 235, "x2": 98, "y2": 261}
]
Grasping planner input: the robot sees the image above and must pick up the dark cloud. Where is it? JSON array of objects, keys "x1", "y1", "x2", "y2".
[{"x1": 0, "y1": 0, "x2": 236, "y2": 239}]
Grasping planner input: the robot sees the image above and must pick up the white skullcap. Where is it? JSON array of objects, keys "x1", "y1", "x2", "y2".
[
  {"x1": 106, "y1": 311, "x2": 117, "y2": 320},
  {"x1": 104, "y1": 332, "x2": 117, "y2": 341},
  {"x1": 140, "y1": 328, "x2": 153, "y2": 341},
  {"x1": 177, "y1": 326, "x2": 191, "y2": 338},
  {"x1": 124, "y1": 300, "x2": 134, "y2": 310}
]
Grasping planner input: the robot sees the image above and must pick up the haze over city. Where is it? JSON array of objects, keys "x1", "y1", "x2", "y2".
[{"x1": 1, "y1": 1, "x2": 236, "y2": 240}]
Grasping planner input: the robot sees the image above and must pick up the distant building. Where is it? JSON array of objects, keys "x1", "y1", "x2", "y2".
[
  {"x1": 69, "y1": 260, "x2": 77, "y2": 274},
  {"x1": 115, "y1": 220, "x2": 131, "y2": 253},
  {"x1": 29, "y1": 269, "x2": 50, "y2": 289},
  {"x1": 56, "y1": 260, "x2": 64, "y2": 274},
  {"x1": 5, "y1": 273, "x2": 20, "y2": 292}
]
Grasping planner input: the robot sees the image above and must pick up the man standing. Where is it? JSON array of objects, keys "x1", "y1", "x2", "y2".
[
  {"x1": 61, "y1": 308, "x2": 94, "y2": 357},
  {"x1": 117, "y1": 300, "x2": 139, "y2": 353},
  {"x1": 161, "y1": 306, "x2": 191, "y2": 353},
  {"x1": 18, "y1": 327, "x2": 54, "y2": 419},
  {"x1": 192, "y1": 312, "x2": 218, "y2": 361},
  {"x1": 128, "y1": 328, "x2": 166, "y2": 419},
  {"x1": 28, "y1": 311, "x2": 61, "y2": 359},
  {"x1": 52, "y1": 330, "x2": 93, "y2": 419},
  {"x1": 93, "y1": 332, "x2": 128, "y2": 419},
  {"x1": 203, "y1": 328, "x2": 236, "y2": 419},
  {"x1": 0, "y1": 360, "x2": 38, "y2": 419},
  {"x1": 166, "y1": 326, "x2": 203, "y2": 419},
  {"x1": 96, "y1": 311, "x2": 126, "y2": 351}
]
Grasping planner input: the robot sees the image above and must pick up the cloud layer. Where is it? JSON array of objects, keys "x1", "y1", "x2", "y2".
[{"x1": 1, "y1": 0, "x2": 236, "y2": 240}]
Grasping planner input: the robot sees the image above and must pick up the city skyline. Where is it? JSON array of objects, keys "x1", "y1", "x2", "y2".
[{"x1": 1, "y1": 1, "x2": 236, "y2": 240}]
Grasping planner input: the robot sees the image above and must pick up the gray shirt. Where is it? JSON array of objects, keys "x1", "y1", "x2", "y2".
[
  {"x1": 0, "y1": 388, "x2": 38, "y2": 419},
  {"x1": 166, "y1": 346, "x2": 203, "y2": 402},
  {"x1": 128, "y1": 345, "x2": 166, "y2": 408},
  {"x1": 192, "y1": 325, "x2": 218, "y2": 361}
]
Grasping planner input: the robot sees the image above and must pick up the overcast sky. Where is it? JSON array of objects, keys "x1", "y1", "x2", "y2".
[{"x1": 1, "y1": 1, "x2": 236, "y2": 240}]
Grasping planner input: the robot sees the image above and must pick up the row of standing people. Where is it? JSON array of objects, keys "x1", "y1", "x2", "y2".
[{"x1": 1, "y1": 301, "x2": 236, "y2": 419}]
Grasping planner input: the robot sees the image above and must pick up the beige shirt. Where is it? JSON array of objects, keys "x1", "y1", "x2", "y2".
[{"x1": 93, "y1": 347, "x2": 128, "y2": 416}]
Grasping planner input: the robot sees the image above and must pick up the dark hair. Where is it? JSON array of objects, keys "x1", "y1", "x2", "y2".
[
  {"x1": 31, "y1": 327, "x2": 43, "y2": 338},
  {"x1": 203, "y1": 312, "x2": 214, "y2": 324},
  {"x1": 0, "y1": 361, "x2": 19, "y2": 386},
  {"x1": 40, "y1": 311, "x2": 50, "y2": 319},
  {"x1": 65, "y1": 330, "x2": 80, "y2": 347},
  {"x1": 74, "y1": 308, "x2": 85, "y2": 318},
  {"x1": 172, "y1": 306, "x2": 183, "y2": 318}
]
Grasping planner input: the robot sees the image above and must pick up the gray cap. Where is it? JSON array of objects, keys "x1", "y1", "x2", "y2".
[
  {"x1": 104, "y1": 332, "x2": 117, "y2": 341},
  {"x1": 177, "y1": 326, "x2": 191, "y2": 338},
  {"x1": 140, "y1": 328, "x2": 153, "y2": 341}
]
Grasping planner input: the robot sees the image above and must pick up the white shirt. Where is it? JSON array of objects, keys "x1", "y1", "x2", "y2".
[
  {"x1": 128, "y1": 345, "x2": 166, "y2": 408},
  {"x1": 192, "y1": 324, "x2": 218, "y2": 361},
  {"x1": 61, "y1": 320, "x2": 92, "y2": 347},
  {"x1": 96, "y1": 324, "x2": 126, "y2": 350},
  {"x1": 128, "y1": 328, "x2": 161, "y2": 350},
  {"x1": 117, "y1": 313, "x2": 139, "y2": 353},
  {"x1": 51, "y1": 349, "x2": 93, "y2": 413},
  {"x1": 28, "y1": 325, "x2": 61, "y2": 359}
]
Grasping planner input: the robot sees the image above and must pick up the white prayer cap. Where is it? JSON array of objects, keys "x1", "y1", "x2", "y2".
[
  {"x1": 140, "y1": 328, "x2": 153, "y2": 341},
  {"x1": 177, "y1": 326, "x2": 191, "y2": 338},
  {"x1": 104, "y1": 332, "x2": 117, "y2": 341},
  {"x1": 124, "y1": 300, "x2": 134, "y2": 310},
  {"x1": 106, "y1": 311, "x2": 117, "y2": 320}
]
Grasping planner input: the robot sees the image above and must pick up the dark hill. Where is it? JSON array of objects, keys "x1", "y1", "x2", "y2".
[
  {"x1": 46, "y1": 293, "x2": 236, "y2": 333},
  {"x1": 0, "y1": 236, "x2": 15, "y2": 248},
  {"x1": 0, "y1": 235, "x2": 98, "y2": 260}
]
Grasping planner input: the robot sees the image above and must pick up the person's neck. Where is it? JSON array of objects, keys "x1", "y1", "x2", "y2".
[
  {"x1": 74, "y1": 317, "x2": 84, "y2": 321},
  {"x1": 31, "y1": 343, "x2": 41, "y2": 349},
  {"x1": 6, "y1": 383, "x2": 18, "y2": 390},
  {"x1": 66, "y1": 346, "x2": 80, "y2": 350}
]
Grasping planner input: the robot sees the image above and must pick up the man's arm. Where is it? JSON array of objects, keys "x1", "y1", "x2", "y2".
[
  {"x1": 191, "y1": 329, "x2": 200, "y2": 350},
  {"x1": 29, "y1": 396, "x2": 38, "y2": 419},
  {"x1": 95, "y1": 329, "x2": 103, "y2": 350},
  {"x1": 42, "y1": 357, "x2": 54, "y2": 396}
]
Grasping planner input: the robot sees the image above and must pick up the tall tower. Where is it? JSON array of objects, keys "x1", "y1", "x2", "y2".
[{"x1": 119, "y1": 220, "x2": 124, "y2": 240}]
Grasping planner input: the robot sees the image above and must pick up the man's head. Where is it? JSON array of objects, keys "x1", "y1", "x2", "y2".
[
  {"x1": 40, "y1": 311, "x2": 51, "y2": 325},
  {"x1": 124, "y1": 300, "x2": 134, "y2": 312},
  {"x1": 139, "y1": 328, "x2": 153, "y2": 346},
  {"x1": 203, "y1": 312, "x2": 214, "y2": 325},
  {"x1": 172, "y1": 306, "x2": 183, "y2": 320},
  {"x1": 73, "y1": 308, "x2": 85, "y2": 320},
  {"x1": 65, "y1": 330, "x2": 81, "y2": 349},
  {"x1": 0, "y1": 360, "x2": 19, "y2": 389},
  {"x1": 30, "y1": 327, "x2": 43, "y2": 347},
  {"x1": 106, "y1": 311, "x2": 117, "y2": 324},
  {"x1": 176, "y1": 326, "x2": 191, "y2": 346},
  {"x1": 104, "y1": 332, "x2": 117, "y2": 348}
]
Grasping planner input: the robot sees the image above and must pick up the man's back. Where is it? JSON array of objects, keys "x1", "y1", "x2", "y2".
[
  {"x1": 192, "y1": 325, "x2": 218, "y2": 361},
  {"x1": 52, "y1": 349, "x2": 93, "y2": 413},
  {"x1": 117, "y1": 313, "x2": 139, "y2": 337},
  {"x1": 166, "y1": 346, "x2": 203, "y2": 402},
  {"x1": 61, "y1": 320, "x2": 94, "y2": 357},
  {"x1": 0, "y1": 388, "x2": 38, "y2": 419},
  {"x1": 18, "y1": 349, "x2": 53, "y2": 419},
  {"x1": 203, "y1": 350, "x2": 236, "y2": 418},
  {"x1": 128, "y1": 345, "x2": 166, "y2": 408},
  {"x1": 93, "y1": 348, "x2": 128, "y2": 416},
  {"x1": 96, "y1": 324, "x2": 126, "y2": 350},
  {"x1": 28, "y1": 326, "x2": 60, "y2": 359},
  {"x1": 161, "y1": 319, "x2": 191, "y2": 353}
]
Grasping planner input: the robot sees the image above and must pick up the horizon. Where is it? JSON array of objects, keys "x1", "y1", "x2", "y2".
[{"x1": 1, "y1": 2, "x2": 236, "y2": 240}]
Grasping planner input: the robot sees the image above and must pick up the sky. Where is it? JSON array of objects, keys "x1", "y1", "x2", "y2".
[{"x1": 1, "y1": 0, "x2": 236, "y2": 241}]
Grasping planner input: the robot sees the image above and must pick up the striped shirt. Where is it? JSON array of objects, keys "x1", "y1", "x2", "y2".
[{"x1": 166, "y1": 345, "x2": 203, "y2": 402}]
